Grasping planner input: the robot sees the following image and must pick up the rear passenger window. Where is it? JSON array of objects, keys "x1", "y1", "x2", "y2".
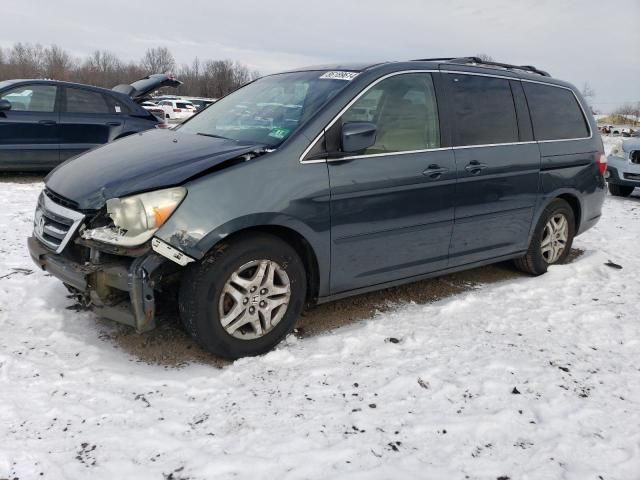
[
  {"x1": 65, "y1": 88, "x2": 110, "y2": 114},
  {"x1": 341, "y1": 73, "x2": 440, "y2": 154},
  {"x1": 523, "y1": 83, "x2": 589, "y2": 140},
  {"x1": 448, "y1": 74, "x2": 519, "y2": 146}
]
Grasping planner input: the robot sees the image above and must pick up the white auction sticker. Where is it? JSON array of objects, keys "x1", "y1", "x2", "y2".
[{"x1": 319, "y1": 71, "x2": 360, "y2": 81}]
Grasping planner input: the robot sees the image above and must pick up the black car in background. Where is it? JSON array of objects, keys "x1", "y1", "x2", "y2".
[{"x1": 0, "y1": 74, "x2": 181, "y2": 171}]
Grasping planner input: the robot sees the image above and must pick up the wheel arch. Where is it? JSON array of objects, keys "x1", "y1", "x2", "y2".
[
  {"x1": 527, "y1": 190, "x2": 583, "y2": 246},
  {"x1": 555, "y1": 192, "x2": 582, "y2": 232},
  {"x1": 200, "y1": 224, "x2": 322, "y2": 304}
]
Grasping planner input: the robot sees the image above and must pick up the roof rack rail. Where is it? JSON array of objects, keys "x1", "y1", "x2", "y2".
[{"x1": 411, "y1": 56, "x2": 550, "y2": 77}]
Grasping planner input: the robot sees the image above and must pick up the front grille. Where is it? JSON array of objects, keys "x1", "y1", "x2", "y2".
[{"x1": 34, "y1": 192, "x2": 85, "y2": 253}]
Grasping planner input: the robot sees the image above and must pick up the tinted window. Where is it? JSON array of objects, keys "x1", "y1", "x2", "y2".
[
  {"x1": 0, "y1": 84, "x2": 57, "y2": 112},
  {"x1": 65, "y1": 88, "x2": 110, "y2": 114},
  {"x1": 341, "y1": 73, "x2": 440, "y2": 154},
  {"x1": 176, "y1": 102, "x2": 193, "y2": 109},
  {"x1": 448, "y1": 74, "x2": 519, "y2": 146},
  {"x1": 523, "y1": 83, "x2": 589, "y2": 140}
]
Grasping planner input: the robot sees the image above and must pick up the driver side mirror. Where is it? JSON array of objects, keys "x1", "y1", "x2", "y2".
[
  {"x1": 0, "y1": 99, "x2": 11, "y2": 112},
  {"x1": 341, "y1": 122, "x2": 377, "y2": 153}
]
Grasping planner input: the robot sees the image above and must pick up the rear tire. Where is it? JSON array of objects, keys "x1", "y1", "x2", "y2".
[
  {"x1": 179, "y1": 233, "x2": 307, "y2": 359},
  {"x1": 514, "y1": 198, "x2": 575, "y2": 276},
  {"x1": 608, "y1": 183, "x2": 634, "y2": 197}
]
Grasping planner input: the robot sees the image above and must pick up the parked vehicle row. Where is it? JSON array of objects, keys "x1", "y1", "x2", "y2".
[
  {"x1": 0, "y1": 74, "x2": 181, "y2": 170},
  {"x1": 27, "y1": 57, "x2": 606, "y2": 359},
  {"x1": 155, "y1": 99, "x2": 197, "y2": 120}
]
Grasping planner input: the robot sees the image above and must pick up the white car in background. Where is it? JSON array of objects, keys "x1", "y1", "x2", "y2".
[
  {"x1": 140, "y1": 101, "x2": 166, "y2": 120},
  {"x1": 156, "y1": 99, "x2": 197, "y2": 120}
]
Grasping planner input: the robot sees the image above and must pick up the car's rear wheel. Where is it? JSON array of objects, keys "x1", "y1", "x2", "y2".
[
  {"x1": 608, "y1": 183, "x2": 635, "y2": 197},
  {"x1": 514, "y1": 198, "x2": 575, "y2": 275},
  {"x1": 178, "y1": 233, "x2": 307, "y2": 359}
]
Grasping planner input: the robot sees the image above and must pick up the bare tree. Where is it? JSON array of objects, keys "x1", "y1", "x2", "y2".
[
  {"x1": 631, "y1": 102, "x2": 640, "y2": 125},
  {"x1": 141, "y1": 47, "x2": 176, "y2": 74},
  {"x1": 76, "y1": 50, "x2": 124, "y2": 86},
  {"x1": 43, "y1": 44, "x2": 75, "y2": 80},
  {"x1": 8, "y1": 43, "x2": 46, "y2": 78},
  {"x1": 581, "y1": 82, "x2": 596, "y2": 114},
  {"x1": 614, "y1": 102, "x2": 640, "y2": 126},
  {"x1": 0, "y1": 42, "x2": 258, "y2": 98}
]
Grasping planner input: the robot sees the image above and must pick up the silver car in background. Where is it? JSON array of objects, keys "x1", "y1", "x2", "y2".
[{"x1": 607, "y1": 137, "x2": 640, "y2": 196}]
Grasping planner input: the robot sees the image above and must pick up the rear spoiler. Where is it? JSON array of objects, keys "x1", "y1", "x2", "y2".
[{"x1": 112, "y1": 74, "x2": 182, "y2": 101}]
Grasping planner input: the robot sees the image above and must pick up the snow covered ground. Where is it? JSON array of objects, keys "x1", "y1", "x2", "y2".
[{"x1": 1, "y1": 150, "x2": 639, "y2": 479}]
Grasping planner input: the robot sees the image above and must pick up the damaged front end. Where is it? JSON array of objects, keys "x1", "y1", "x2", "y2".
[
  {"x1": 28, "y1": 136, "x2": 273, "y2": 332},
  {"x1": 27, "y1": 190, "x2": 186, "y2": 332}
]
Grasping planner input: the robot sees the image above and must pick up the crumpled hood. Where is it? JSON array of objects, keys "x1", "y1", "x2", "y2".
[{"x1": 46, "y1": 129, "x2": 264, "y2": 210}]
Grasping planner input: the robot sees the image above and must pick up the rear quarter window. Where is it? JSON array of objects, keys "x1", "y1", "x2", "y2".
[
  {"x1": 448, "y1": 74, "x2": 519, "y2": 146},
  {"x1": 523, "y1": 83, "x2": 589, "y2": 141},
  {"x1": 106, "y1": 95, "x2": 130, "y2": 114}
]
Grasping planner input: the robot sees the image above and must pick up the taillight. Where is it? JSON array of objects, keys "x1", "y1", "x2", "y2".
[
  {"x1": 173, "y1": 108, "x2": 182, "y2": 112},
  {"x1": 596, "y1": 152, "x2": 607, "y2": 176}
]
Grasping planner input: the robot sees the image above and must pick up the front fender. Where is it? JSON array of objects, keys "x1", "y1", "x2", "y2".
[{"x1": 154, "y1": 148, "x2": 331, "y2": 295}]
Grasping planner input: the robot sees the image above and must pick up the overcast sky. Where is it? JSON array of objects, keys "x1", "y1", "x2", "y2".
[{"x1": 2, "y1": 0, "x2": 638, "y2": 112}]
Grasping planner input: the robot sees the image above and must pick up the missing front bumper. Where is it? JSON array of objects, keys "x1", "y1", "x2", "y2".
[{"x1": 28, "y1": 236, "x2": 166, "y2": 332}]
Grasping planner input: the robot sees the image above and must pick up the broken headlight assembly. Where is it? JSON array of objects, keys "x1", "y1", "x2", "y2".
[{"x1": 81, "y1": 187, "x2": 186, "y2": 247}]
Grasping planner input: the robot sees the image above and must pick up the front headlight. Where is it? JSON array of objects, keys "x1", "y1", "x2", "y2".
[{"x1": 81, "y1": 187, "x2": 186, "y2": 246}]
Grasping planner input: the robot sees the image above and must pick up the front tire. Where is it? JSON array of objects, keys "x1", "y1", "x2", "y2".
[
  {"x1": 179, "y1": 233, "x2": 307, "y2": 359},
  {"x1": 514, "y1": 198, "x2": 575, "y2": 276},
  {"x1": 608, "y1": 183, "x2": 635, "y2": 197}
]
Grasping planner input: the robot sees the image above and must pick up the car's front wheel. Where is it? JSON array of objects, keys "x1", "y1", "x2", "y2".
[
  {"x1": 179, "y1": 233, "x2": 307, "y2": 359},
  {"x1": 608, "y1": 183, "x2": 635, "y2": 197},
  {"x1": 514, "y1": 198, "x2": 575, "y2": 275}
]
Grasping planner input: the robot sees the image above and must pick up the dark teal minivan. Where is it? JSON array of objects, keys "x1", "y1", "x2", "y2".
[{"x1": 28, "y1": 57, "x2": 606, "y2": 358}]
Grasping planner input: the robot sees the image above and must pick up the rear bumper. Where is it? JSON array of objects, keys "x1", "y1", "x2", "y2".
[{"x1": 28, "y1": 236, "x2": 165, "y2": 332}]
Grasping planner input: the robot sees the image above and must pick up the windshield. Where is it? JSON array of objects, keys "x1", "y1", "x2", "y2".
[{"x1": 179, "y1": 71, "x2": 354, "y2": 146}]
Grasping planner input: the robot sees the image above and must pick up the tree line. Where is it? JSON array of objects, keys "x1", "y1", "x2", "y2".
[{"x1": 0, "y1": 43, "x2": 260, "y2": 99}]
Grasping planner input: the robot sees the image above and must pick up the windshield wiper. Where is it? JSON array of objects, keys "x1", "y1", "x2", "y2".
[{"x1": 196, "y1": 132, "x2": 235, "y2": 141}]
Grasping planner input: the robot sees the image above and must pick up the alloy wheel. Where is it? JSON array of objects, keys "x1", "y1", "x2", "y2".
[
  {"x1": 541, "y1": 213, "x2": 569, "y2": 263},
  {"x1": 218, "y1": 259, "x2": 291, "y2": 340}
]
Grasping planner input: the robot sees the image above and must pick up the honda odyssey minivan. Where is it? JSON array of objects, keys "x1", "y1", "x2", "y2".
[{"x1": 28, "y1": 57, "x2": 606, "y2": 359}]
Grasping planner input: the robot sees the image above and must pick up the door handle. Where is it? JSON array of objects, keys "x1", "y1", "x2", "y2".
[
  {"x1": 423, "y1": 164, "x2": 449, "y2": 179},
  {"x1": 38, "y1": 120, "x2": 57, "y2": 126},
  {"x1": 464, "y1": 161, "x2": 488, "y2": 175},
  {"x1": 106, "y1": 121, "x2": 122, "y2": 126}
]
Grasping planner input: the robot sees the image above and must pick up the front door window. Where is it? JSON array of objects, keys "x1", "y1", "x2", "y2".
[
  {"x1": 340, "y1": 73, "x2": 440, "y2": 154},
  {"x1": 0, "y1": 84, "x2": 57, "y2": 112}
]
